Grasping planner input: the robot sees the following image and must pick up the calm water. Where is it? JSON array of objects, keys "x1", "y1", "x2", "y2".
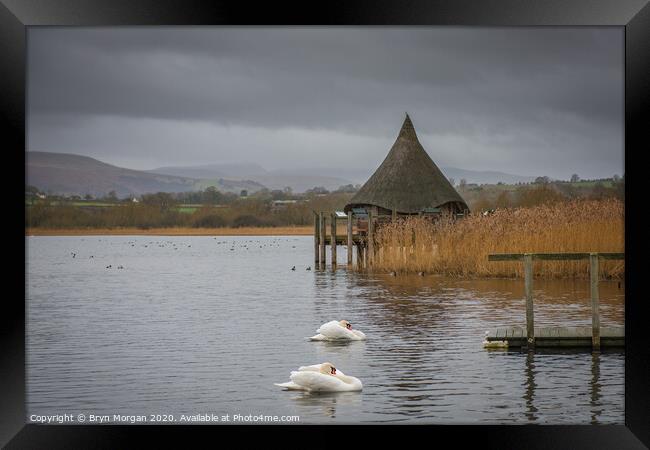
[{"x1": 26, "y1": 236, "x2": 624, "y2": 424}]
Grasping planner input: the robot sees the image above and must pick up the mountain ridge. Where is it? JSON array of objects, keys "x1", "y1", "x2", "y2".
[{"x1": 26, "y1": 151, "x2": 539, "y2": 197}]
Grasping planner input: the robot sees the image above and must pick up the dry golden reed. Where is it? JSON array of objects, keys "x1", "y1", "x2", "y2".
[{"x1": 372, "y1": 198, "x2": 624, "y2": 279}]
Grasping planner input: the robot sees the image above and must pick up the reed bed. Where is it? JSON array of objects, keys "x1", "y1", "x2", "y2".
[{"x1": 372, "y1": 198, "x2": 624, "y2": 279}]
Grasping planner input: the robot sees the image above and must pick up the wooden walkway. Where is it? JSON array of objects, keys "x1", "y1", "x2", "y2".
[
  {"x1": 486, "y1": 252, "x2": 625, "y2": 350},
  {"x1": 485, "y1": 326, "x2": 624, "y2": 348}
]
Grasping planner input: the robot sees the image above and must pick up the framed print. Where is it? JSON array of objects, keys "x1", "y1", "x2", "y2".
[{"x1": 3, "y1": 0, "x2": 649, "y2": 447}]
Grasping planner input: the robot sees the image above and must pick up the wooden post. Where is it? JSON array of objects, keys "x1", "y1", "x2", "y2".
[
  {"x1": 590, "y1": 253, "x2": 601, "y2": 350},
  {"x1": 347, "y1": 211, "x2": 353, "y2": 266},
  {"x1": 314, "y1": 211, "x2": 320, "y2": 264},
  {"x1": 330, "y1": 213, "x2": 337, "y2": 268},
  {"x1": 319, "y1": 212, "x2": 326, "y2": 266},
  {"x1": 524, "y1": 254, "x2": 535, "y2": 349},
  {"x1": 367, "y1": 209, "x2": 374, "y2": 267},
  {"x1": 391, "y1": 208, "x2": 397, "y2": 262}
]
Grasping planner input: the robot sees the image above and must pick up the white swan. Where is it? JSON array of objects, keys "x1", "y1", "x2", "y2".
[
  {"x1": 275, "y1": 362, "x2": 363, "y2": 392},
  {"x1": 308, "y1": 320, "x2": 367, "y2": 341}
]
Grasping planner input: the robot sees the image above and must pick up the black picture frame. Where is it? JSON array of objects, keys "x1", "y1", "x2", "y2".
[{"x1": 3, "y1": 0, "x2": 649, "y2": 447}]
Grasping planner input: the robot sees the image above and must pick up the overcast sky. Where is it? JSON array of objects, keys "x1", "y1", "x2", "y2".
[{"x1": 27, "y1": 27, "x2": 623, "y2": 180}]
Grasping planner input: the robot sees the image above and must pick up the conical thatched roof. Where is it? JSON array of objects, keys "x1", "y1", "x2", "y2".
[{"x1": 344, "y1": 114, "x2": 468, "y2": 214}]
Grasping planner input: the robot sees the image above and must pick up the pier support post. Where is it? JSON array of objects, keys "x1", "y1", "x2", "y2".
[
  {"x1": 368, "y1": 210, "x2": 374, "y2": 268},
  {"x1": 347, "y1": 211, "x2": 353, "y2": 266},
  {"x1": 524, "y1": 254, "x2": 535, "y2": 349},
  {"x1": 391, "y1": 208, "x2": 397, "y2": 261},
  {"x1": 330, "y1": 213, "x2": 337, "y2": 269},
  {"x1": 314, "y1": 211, "x2": 320, "y2": 265},
  {"x1": 590, "y1": 253, "x2": 601, "y2": 350},
  {"x1": 319, "y1": 212, "x2": 326, "y2": 267}
]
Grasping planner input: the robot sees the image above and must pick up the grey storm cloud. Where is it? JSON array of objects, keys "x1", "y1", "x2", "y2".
[{"x1": 27, "y1": 27, "x2": 623, "y2": 179}]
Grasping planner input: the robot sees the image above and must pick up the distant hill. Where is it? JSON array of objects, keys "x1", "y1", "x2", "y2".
[
  {"x1": 26, "y1": 152, "x2": 538, "y2": 198},
  {"x1": 151, "y1": 164, "x2": 355, "y2": 193},
  {"x1": 148, "y1": 163, "x2": 268, "y2": 180},
  {"x1": 27, "y1": 152, "x2": 198, "y2": 197},
  {"x1": 274, "y1": 166, "x2": 537, "y2": 186},
  {"x1": 26, "y1": 152, "x2": 265, "y2": 197},
  {"x1": 192, "y1": 177, "x2": 267, "y2": 193},
  {"x1": 440, "y1": 167, "x2": 536, "y2": 185},
  {"x1": 251, "y1": 173, "x2": 354, "y2": 192}
]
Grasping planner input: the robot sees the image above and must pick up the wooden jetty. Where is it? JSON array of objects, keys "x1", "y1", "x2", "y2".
[
  {"x1": 484, "y1": 252, "x2": 625, "y2": 350},
  {"x1": 313, "y1": 210, "x2": 367, "y2": 269},
  {"x1": 486, "y1": 326, "x2": 624, "y2": 348},
  {"x1": 313, "y1": 206, "x2": 467, "y2": 270}
]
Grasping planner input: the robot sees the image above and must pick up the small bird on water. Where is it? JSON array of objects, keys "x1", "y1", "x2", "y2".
[
  {"x1": 291, "y1": 266, "x2": 296, "y2": 271},
  {"x1": 306, "y1": 266, "x2": 311, "y2": 271},
  {"x1": 389, "y1": 271, "x2": 396, "y2": 277},
  {"x1": 418, "y1": 271, "x2": 425, "y2": 277}
]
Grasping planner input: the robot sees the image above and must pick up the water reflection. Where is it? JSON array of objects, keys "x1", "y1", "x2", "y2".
[
  {"x1": 289, "y1": 391, "x2": 362, "y2": 419},
  {"x1": 307, "y1": 264, "x2": 624, "y2": 423},
  {"x1": 523, "y1": 350, "x2": 538, "y2": 422},
  {"x1": 518, "y1": 348, "x2": 618, "y2": 425},
  {"x1": 591, "y1": 351, "x2": 602, "y2": 424},
  {"x1": 27, "y1": 236, "x2": 624, "y2": 424}
]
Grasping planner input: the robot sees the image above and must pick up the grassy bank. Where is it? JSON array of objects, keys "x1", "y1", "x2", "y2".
[
  {"x1": 373, "y1": 198, "x2": 624, "y2": 279},
  {"x1": 26, "y1": 226, "x2": 313, "y2": 236}
]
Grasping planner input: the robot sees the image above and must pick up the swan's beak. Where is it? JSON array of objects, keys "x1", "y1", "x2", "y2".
[
  {"x1": 346, "y1": 324, "x2": 352, "y2": 330},
  {"x1": 331, "y1": 368, "x2": 337, "y2": 375}
]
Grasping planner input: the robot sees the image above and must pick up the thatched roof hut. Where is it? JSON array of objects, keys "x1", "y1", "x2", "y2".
[{"x1": 344, "y1": 114, "x2": 469, "y2": 215}]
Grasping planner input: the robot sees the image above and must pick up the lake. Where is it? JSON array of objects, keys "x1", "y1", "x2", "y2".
[{"x1": 26, "y1": 235, "x2": 624, "y2": 424}]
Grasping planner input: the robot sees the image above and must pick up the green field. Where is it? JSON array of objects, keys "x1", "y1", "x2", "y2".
[
  {"x1": 25, "y1": 200, "x2": 221, "y2": 214},
  {"x1": 176, "y1": 206, "x2": 200, "y2": 214},
  {"x1": 26, "y1": 200, "x2": 116, "y2": 207}
]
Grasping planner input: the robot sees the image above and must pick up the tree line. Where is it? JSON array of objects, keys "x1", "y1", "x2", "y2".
[
  {"x1": 25, "y1": 190, "x2": 355, "y2": 229},
  {"x1": 25, "y1": 178, "x2": 623, "y2": 230}
]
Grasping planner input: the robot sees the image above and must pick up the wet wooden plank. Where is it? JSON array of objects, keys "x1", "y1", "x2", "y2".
[
  {"x1": 590, "y1": 253, "x2": 600, "y2": 350},
  {"x1": 486, "y1": 326, "x2": 624, "y2": 348},
  {"x1": 314, "y1": 211, "x2": 320, "y2": 264},
  {"x1": 368, "y1": 209, "x2": 374, "y2": 267},
  {"x1": 330, "y1": 212, "x2": 337, "y2": 268},
  {"x1": 347, "y1": 211, "x2": 353, "y2": 265},
  {"x1": 319, "y1": 212, "x2": 326, "y2": 265},
  {"x1": 524, "y1": 254, "x2": 534, "y2": 347},
  {"x1": 488, "y1": 252, "x2": 624, "y2": 261}
]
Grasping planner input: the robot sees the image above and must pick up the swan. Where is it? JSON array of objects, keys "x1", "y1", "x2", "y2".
[
  {"x1": 308, "y1": 320, "x2": 367, "y2": 341},
  {"x1": 275, "y1": 362, "x2": 362, "y2": 392}
]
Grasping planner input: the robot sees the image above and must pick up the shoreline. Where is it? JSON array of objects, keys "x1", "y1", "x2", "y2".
[{"x1": 25, "y1": 226, "x2": 313, "y2": 236}]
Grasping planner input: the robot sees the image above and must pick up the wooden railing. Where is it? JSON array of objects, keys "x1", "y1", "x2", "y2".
[{"x1": 487, "y1": 252, "x2": 624, "y2": 350}]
